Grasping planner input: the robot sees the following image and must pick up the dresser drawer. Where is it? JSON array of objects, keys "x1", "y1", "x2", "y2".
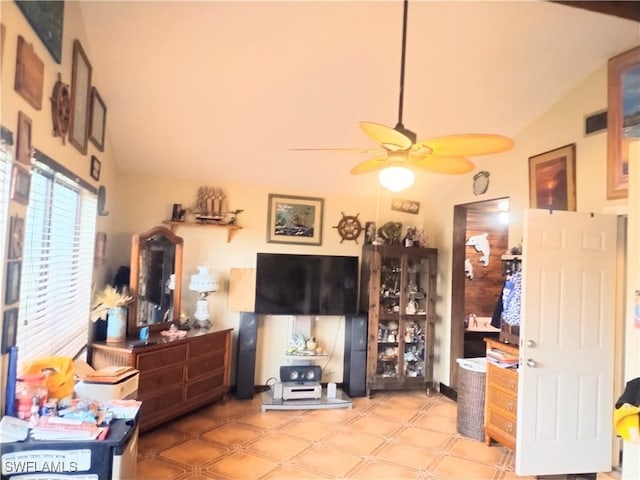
[
  {"x1": 136, "y1": 344, "x2": 188, "y2": 371},
  {"x1": 487, "y1": 363, "x2": 518, "y2": 394},
  {"x1": 139, "y1": 386, "x2": 184, "y2": 419},
  {"x1": 187, "y1": 351, "x2": 225, "y2": 380},
  {"x1": 189, "y1": 333, "x2": 226, "y2": 359},
  {"x1": 186, "y1": 371, "x2": 224, "y2": 399},
  {"x1": 487, "y1": 386, "x2": 517, "y2": 417},
  {"x1": 138, "y1": 364, "x2": 185, "y2": 395},
  {"x1": 486, "y1": 407, "x2": 517, "y2": 440}
]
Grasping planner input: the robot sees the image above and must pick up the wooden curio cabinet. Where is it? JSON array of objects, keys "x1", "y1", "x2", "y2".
[{"x1": 359, "y1": 244, "x2": 438, "y2": 394}]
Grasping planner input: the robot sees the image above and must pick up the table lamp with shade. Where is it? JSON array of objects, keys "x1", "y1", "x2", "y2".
[{"x1": 189, "y1": 266, "x2": 219, "y2": 329}]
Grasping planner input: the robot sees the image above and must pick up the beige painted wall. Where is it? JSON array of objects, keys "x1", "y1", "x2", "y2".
[
  {"x1": 112, "y1": 174, "x2": 431, "y2": 384},
  {"x1": 428, "y1": 60, "x2": 632, "y2": 386},
  {"x1": 0, "y1": 1, "x2": 120, "y2": 410}
]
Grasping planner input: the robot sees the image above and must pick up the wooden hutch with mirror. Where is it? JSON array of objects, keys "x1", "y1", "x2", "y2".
[{"x1": 90, "y1": 226, "x2": 232, "y2": 432}]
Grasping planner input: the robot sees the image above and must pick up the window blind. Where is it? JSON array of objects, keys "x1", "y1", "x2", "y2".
[
  {"x1": 0, "y1": 148, "x2": 10, "y2": 296},
  {"x1": 16, "y1": 164, "x2": 97, "y2": 363}
]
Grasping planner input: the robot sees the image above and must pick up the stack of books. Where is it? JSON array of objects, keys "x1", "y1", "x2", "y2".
[
  {"x1": 486, "y1": 347, "x2": 519, "y2": 368},
  {"x1": 30, "y1": 416, "x2": 107, "y2": 441},
  {"x1": 75, "y1": 361, "x2": 137, "y2": 384}
]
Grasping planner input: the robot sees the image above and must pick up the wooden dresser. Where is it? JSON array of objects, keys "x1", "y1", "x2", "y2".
[
  {"x1": 483, "y1": 338, "x2": 519, "y2": 450},
  {"x1": 91, "y1": 328, "x2": 232, "y2": 432}
]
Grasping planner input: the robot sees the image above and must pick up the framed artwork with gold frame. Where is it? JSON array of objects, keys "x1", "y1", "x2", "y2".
[
  {"x1": 607, "y1": 46, "x2": 639, "y2": 200},
  {"x1": 267, "y1": 194, "x2": 324, "y2": 245}
]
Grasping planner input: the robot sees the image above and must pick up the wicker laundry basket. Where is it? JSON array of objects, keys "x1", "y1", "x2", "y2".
[{"x1": 456, "y1": 357, "x2": 487, "y2": 441}]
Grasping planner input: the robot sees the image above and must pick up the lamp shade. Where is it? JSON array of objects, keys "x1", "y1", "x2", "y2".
[
  {"x1": 189, "y1": 266, "x2": 219, "y2": 293},
  {"x1": 378, "y1": 165, "x2": 415, "y2": 192}
]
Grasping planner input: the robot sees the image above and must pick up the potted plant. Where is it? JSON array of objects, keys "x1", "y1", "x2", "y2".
[{"x1": 91, "y1": 285, "x2": 133, "y2": 343}]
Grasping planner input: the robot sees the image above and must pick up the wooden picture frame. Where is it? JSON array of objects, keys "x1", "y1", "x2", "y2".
[
  {"x1": 8, "y1": 216, "x2": 25, "y2": 260},
  {"x1": 15, "y1": 0, "x2": 64, "y2": 64},
  {"x1": 391, "y1": 198, "x2": 420, "y2": 214},
  {"x1": 89, "y1": 87, "x2": 106, "y2": 151},
  {"x1": 14, "y1": 35, "x2": 44, "y2": 110},
  {"x1": 16, "y1": 111, "x2": 32, "y2": 165},
  {"x1": 528, "y1": 143, "x2": 576, "y2": 211},
  {"x1": 2, "y1": 308, "x2": 18, "y2": 354},
  {"x1": 607, "y1": 46, "x2": 639, "y2": 200},
  {"x1": 94, "y1": 231, "x2": 107, "y2": 267},
  {"x1": 69, "y1": 39, "x2": 92, "y2": 154},
  {"x1": 5, "y1": 261, "x2": 22, "y2": 305},
  {"x1": 267, "y1": 194, "x2": 324, "y2": 245},
  {"x1": 90, "y1": 155, "x2": 101, "y2": 181},
  {"x1": 10, "y1": 165, "x2": 31, "y2": 205}
]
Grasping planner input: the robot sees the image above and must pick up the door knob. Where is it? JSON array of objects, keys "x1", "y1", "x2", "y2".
[
  {"x1": 526, "y1": 339, "x2": 536, "y2": 348},
  {"x1": 526, "y1": 358, "x2": 538, "y2": 368}
]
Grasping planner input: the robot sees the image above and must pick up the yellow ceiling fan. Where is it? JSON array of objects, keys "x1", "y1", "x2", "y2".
[{"x1": 293, "y1": 0, "x2": 513, "y2": 191}]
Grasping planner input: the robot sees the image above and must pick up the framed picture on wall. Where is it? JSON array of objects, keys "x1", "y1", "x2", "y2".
[
  {"x1": 267, "y1": 194, "x2": 324, "y2": 245},
  {"x1": 16, "y1": 111, "x2": 32, "y2": 165},
  {"x1": 10, "y1": 165, "x2": 31, "y2": 205},
  {"x1": 528, "y1": 144, "x2": 576, "y2": 212},
  {"x1": 607, "y1": 46, "x2": 639, "y2": 200},
  {"x1": 69, "y1": 39, "x2": 92, "y2": 154},
  {"x1": 89, "y1": 87, "x2": 106, "y2": 152},
  {"x1": 5, "y1": 260, "x2": 22, "y2": 305},
  {"x1": 90, "y1": 155, "x2": 101, "y2": 181},
  {"x1": 2, "y1": 308, "x2": 18, "y2": 354},
  {"x1": 8, "y1": 215, "x2": 25, "y2": 260}
]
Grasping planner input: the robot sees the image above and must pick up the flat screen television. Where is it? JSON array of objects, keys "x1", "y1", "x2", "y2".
[{"x1": 255, "y1": 253, "x2": 358, "y2": 315}]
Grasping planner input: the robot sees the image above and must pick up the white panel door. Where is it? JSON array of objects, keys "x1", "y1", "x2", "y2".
[{"x1": 515, "y1": 209, "x2": 617, "y2": 476}]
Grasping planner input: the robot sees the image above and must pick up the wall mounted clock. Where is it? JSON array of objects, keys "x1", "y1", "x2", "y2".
[{"x1": 473, "y1": 171, "x2": 490, "y2": 195}]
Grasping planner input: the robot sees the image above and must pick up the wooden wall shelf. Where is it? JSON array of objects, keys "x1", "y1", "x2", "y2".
[{"x1": 162, "y1": 220, "x2": 242, "y2": 242}]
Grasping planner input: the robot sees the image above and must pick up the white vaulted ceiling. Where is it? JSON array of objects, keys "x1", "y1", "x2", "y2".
[{"x1": 77, "y1": 1, "x2": 639, "y2": 195}]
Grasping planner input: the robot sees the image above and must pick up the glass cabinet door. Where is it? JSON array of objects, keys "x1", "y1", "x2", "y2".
[
  {"x1": 376, "y1": 251, "x2": 403, "y2": 380},
  {"x1": 401, "y1": 254, "x2": 432, "y2": 380}
]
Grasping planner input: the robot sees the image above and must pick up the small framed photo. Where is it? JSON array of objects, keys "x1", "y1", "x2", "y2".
[
  {"x1": 391, "y1": 198, "x2": 420, "y2": 214},
  {"x1": 8, "y1": 215, "x2": 25, "y2": 260},
  {"x1": 69, "y1": 39, "x2": 92, "y2": 154},
  {"x1": 5, "y1": 260, "x2": 22, "y2": 305},
  {"x1": 16, "y1": 111, "x2": 32, "y2": 165},
  {"x1": 10, "y1": 165, "x2": 31, "y2": 205},
  {"x1": 90, "y1": 155, "x2": 101, "y2": 181},
  {"x1": 267, "y1": 194, "x2": 324, "y2": 245},
  {"x1": 2, "y1": 308, "x2": 18, "y2": 354},
  {"x1": 89, "y1": 87, "x2": 106, "y2": 152},
  {"x1": 528, "y1": 143, "x2": 576, "y2": 212}
]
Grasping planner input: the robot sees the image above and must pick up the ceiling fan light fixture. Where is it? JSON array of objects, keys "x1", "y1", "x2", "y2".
[{"x1": 379, "y1": 165, "x2": 415, "y2": 192}]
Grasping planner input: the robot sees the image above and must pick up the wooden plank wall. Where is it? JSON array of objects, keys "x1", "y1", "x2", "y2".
[{"x1": 464, "y1": 210, "x2": 508, "y2": 319}]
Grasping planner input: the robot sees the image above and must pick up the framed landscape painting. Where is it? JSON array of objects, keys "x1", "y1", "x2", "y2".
[
  {"x1": 607, "y1": 46, "x2": 640, "y2": 200},
  {"x1": 528, "y1": 144, "x2": 576, "y2": 212},
  {"x1": 267, "y1": 194, "x2": 323, "y2": 245}
]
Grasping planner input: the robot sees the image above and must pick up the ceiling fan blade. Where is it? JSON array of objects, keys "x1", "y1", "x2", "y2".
[
  {"x1": 360, "y1": 122, "x2": 413, "y2": 151},
  {"x1": 410, "y1": 154, "x2": 476, "y2": 174},
  {"x1": 415, "y1": 134, "x2": 514, "y2": 157},
  {"x1": 289, "y1": 147, "x2": 383, "y2": 154},
  {"x1": 350, "y1": 156, "x2": 390, "y2": 175}
]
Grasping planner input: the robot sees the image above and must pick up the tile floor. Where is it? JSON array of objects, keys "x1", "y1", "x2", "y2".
[{"x1": 136, "y1": 390, "x2": 620, "y2": 480}]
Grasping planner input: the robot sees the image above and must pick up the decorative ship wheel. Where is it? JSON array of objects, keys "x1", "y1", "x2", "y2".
[
  {"x1": 51, "y1": 73, "x2": 71, "y2": 143},
  {"x1": 333, "y1": 212, "x2": 363, "y2": 244}
]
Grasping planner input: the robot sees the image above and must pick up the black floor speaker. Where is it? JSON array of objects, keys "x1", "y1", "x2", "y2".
[
  {"x1": 235, "y1": 312, "x2": 258, "y2": 399},
  {"x1": 343, "y1": 314, "x2": 367, "y2": 397}
]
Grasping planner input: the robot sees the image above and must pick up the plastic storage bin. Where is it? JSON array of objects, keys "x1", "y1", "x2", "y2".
[{"x1": 456, "y1": 357, "x2": 487, "y2": 441}]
